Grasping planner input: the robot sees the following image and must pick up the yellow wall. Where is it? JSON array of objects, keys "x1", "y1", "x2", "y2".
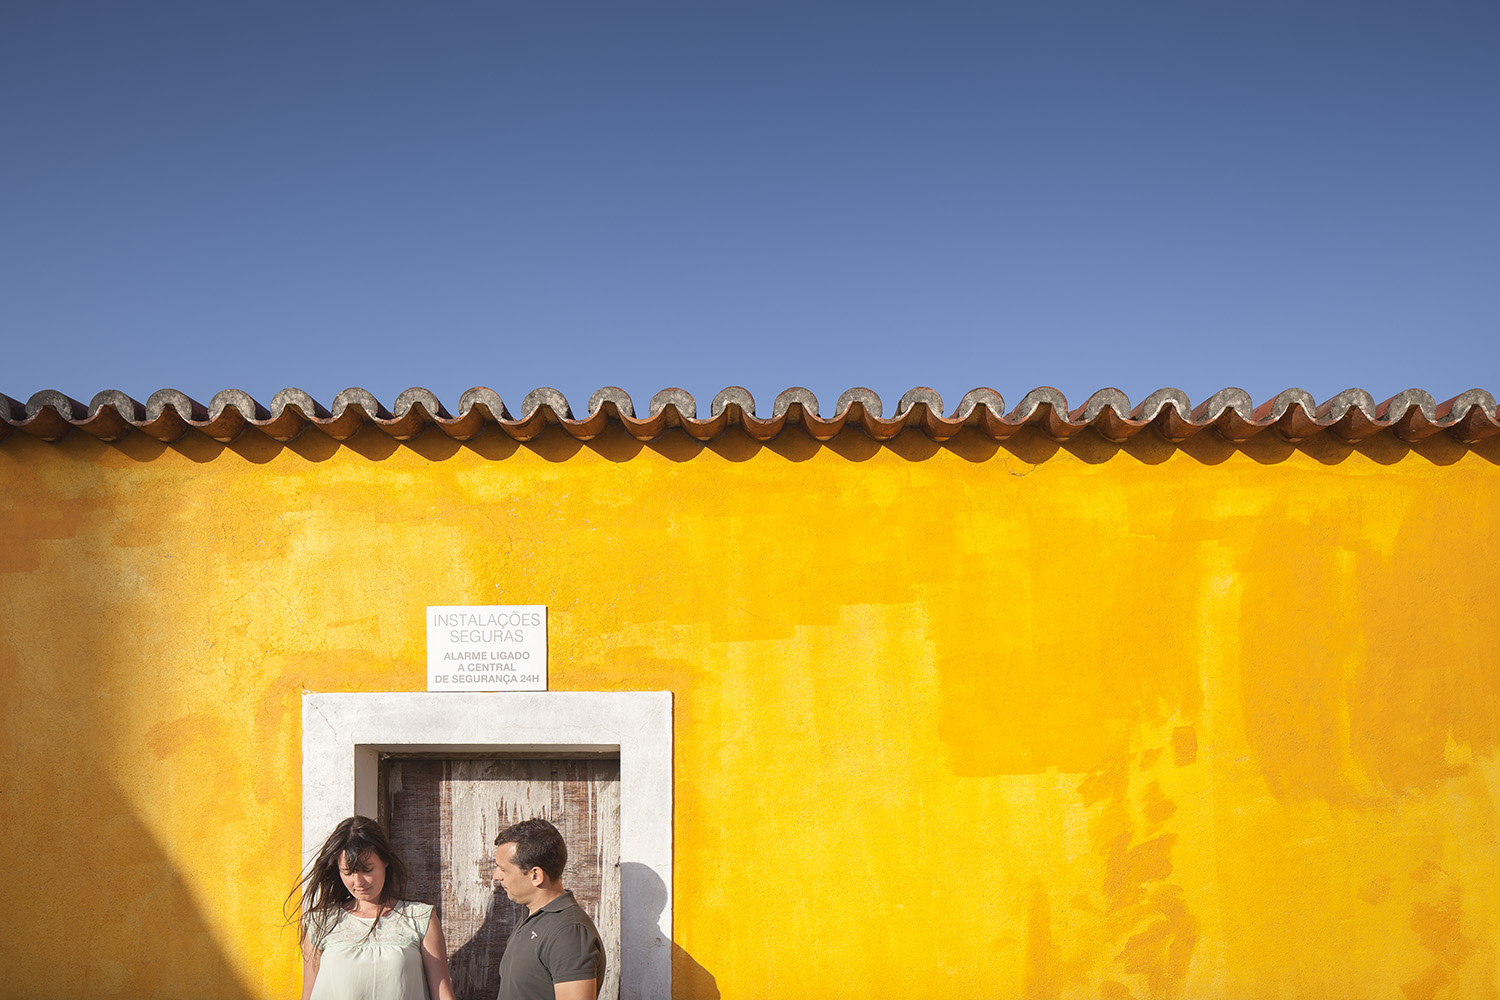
[{"x1": 2, "y1": 425, "x2": 1497, "y2": 999}]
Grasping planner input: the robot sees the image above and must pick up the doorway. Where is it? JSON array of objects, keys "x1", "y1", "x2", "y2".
[
  {"x1": 300, "y1": 690, "x2": 672, "y2": 1000},
  {"x1": 383, "y1": 754, "x2": 622, "y2": 1000}
]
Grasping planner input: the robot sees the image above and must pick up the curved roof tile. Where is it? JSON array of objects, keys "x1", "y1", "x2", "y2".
[{"x1": 2, "y1": 386, "x2": 1496, "y2": 446}]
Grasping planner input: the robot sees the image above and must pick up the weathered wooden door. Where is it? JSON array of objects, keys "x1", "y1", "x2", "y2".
[{"x1": 384, "y1": 756, "x2": 622, "y2": 1000}]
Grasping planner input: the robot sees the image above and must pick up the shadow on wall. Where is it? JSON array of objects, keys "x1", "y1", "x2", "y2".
[
  {"x1": 448, "y1": 888, "x2": 514, "y2": 1000},
  {"x1": 14, "y1": 781, "x2": 258, "y2": 1000},
  {"x1": 79, "y1": 419, "x2": 1500, "y2": 470},
  {"x1": 620, "y1": 862, "x2": 720, "y2": 1000},
  {"x1": 0, "y1": 499, "x2": 262, "y2": 998}
]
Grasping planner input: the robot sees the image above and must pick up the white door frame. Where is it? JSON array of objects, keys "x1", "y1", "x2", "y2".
[{"x1": 302, "y1": 691, "x2": 672, "y2": 1000}]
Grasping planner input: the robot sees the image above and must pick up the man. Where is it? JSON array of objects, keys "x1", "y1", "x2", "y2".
[{"x1": 492, "y1": 817, "x2": 605, "y2": 1000}]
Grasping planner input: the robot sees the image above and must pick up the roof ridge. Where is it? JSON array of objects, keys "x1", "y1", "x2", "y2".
[{"x1": 2, "y1": 386, "x2": 1496, "y2": 446}]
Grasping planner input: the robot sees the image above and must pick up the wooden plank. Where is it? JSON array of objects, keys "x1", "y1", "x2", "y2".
[{"x1": 387, "y1": 757, "x2": 621, "y2": 1000}]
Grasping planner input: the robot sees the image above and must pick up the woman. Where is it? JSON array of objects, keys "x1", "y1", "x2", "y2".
[{"x1": 293, "y1": 816, "x2": 457, "y2": 1000}]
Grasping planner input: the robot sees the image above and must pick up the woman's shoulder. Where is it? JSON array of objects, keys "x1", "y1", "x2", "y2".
[
  {"x1": 310, "y1": 908, "x2": 349, "y2": 948},
  {"x1": 394, "y1": 900, "x2": 435, "y2": 931}
]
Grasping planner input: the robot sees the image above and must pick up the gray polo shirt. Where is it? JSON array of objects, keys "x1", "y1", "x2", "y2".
[{"x1": 496, "y1": 890, "x2": 605, "y2": 1000}]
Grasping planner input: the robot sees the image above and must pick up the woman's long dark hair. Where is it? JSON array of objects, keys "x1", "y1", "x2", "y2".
[{"x1": 289, "y1": 816, "x2": 411, "y2": 945}]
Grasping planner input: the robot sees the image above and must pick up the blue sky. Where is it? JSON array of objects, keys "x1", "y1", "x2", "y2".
[{"x1": 3, "y1": 2, "x2": 1496, "y2": 416}]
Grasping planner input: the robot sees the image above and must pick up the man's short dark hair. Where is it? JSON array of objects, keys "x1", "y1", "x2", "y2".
[{"x1": 494, "y1": 817, "x2": 568, "y2": 882}]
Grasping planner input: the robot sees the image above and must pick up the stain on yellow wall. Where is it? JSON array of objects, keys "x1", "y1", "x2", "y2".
[{"x1": 1, "y1": 426, "x2": 1497, "y2": 999}]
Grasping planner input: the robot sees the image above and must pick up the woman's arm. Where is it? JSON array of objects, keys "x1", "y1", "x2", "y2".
[
  {"x1": 420, "y1": 911, "x2": 458, "y2": 1000},
  {"x1": 300, "y1": 936, "x2": 321, "y2": 1000}
]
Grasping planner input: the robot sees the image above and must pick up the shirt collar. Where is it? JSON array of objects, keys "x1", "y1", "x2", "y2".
[
  {"x1": 538, "y1": 890, "x2": 577, "y2": 914},
  {"x1": 520, "y1": 889, "x2": 577, "y2": 925}
]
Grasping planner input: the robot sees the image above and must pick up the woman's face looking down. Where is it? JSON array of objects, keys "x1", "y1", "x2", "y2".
[{"x1": 338, "y1": 850, "x2": 388, "y2": 907}]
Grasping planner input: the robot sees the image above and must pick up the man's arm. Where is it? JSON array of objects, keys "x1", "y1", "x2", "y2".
[
  {"x1": 539, "y1": 918, "x2": 602, "y2": 999},
  {"x1": 553, "y1": 980, "x2": 595, "y2": 1000}
]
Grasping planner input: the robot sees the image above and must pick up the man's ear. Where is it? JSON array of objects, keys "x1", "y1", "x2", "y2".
[{"x1": 529, "y1": 866, "x2": 546, "y2": 887}]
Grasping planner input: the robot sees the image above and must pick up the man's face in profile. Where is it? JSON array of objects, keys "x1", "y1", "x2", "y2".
[{"x1": 493, "y1": 841, "x2": 538, "y2": 906}]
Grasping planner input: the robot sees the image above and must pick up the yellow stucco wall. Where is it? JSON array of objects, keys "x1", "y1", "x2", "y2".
[{"x1": 2, "y1": 424, "x2": 1497, "y2": 999}]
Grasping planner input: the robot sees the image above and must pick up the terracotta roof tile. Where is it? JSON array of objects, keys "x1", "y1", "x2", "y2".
[{"x1": 1, "y1": 386, "x2": 1495, "y2": 446}]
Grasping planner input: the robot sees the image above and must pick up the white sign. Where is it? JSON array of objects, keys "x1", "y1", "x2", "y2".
[{"x1": 427, "y1": 605, "x2": 547, "y2": 691}]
